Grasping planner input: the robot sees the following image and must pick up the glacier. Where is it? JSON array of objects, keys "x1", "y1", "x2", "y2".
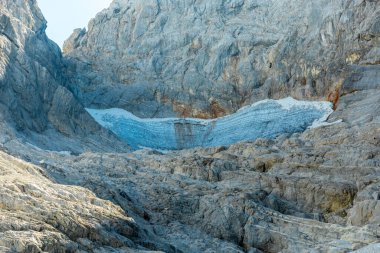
[{"x1": 86, "y1": 98, "x2": 334, "y2": 150}]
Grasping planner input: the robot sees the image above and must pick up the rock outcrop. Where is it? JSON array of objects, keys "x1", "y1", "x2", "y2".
[
  {"x1": 64, "y1": 0, "x2": 379, "y2": 118},
  {"x1": 4, "y1": 80, "x2": 379, "y2": 252},
  {"x1": 0, "y1": 0, "x2": 128, "y2": 153},
  {"x1": 0, "y1": 0, "x2": 379, "y2": 252},
  {"x1": 0, "y1": 150, "x2": 144, "y2": 253}
]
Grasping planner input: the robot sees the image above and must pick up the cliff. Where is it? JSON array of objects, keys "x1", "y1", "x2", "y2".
[
  {"x1": 64, "y1": 0, "x2": 379, "y2": 118},
  {"x1": 0, "y1": 0, "x2": 379, "y2": 252},
  {"x1": 0, "y1": 0, "x2": 128, "y2": 152}
]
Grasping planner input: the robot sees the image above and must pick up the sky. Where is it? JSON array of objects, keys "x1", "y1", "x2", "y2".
[{"x1": 38, "y1": 0, "x2": 113, "y2": 48}]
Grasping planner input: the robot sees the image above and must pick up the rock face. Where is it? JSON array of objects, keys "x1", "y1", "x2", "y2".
[
  {"x1": 64, "y1": 0, "x2": 379, "y2": 118},
  {"x1": 0, "y1": 0, "x2": 60, "y2": 132},
  {"x1": 3, "y1": 81, "x2": 379, "y2": 252},
  {"x1": 0, "y1": 0, "x2": 128, "y2": 153},
  {"x1": 0, "y1": 0, "x2": 379, "y2": 252},
  {"x1": 0, "y1": 151, "x2": 144, "y2": 253},
  {"x1": 87, "y1": 98, "x2": 333, "y2": 150}
]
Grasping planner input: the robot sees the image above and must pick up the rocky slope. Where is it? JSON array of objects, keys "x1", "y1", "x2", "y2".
[
  {"x1": 0, "y1": 0, "x2": 379, "y2": 253},
  {"x1": 0, "y1": 0, "x2": 128, "y2": 153},
  {"x1": 3, "y1": 81, "x2": 380, "y2": 252},
  {"x1": 64, "y1": 0, "x2": 379, "y2": 118},
  {"x1": 0, "y1": 150, "x2": 149, "y2": 253}
]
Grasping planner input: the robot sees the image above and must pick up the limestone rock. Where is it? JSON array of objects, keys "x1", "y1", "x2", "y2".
[
  {"x1": 3, "y1": 83, "x2": 378, "y2": 252},
  {"x1": 0, "y1": 0, "x2": 129, "y2": 152},
  {"x1": 0, "y1": 151, "x2": 163, "y2": 253},
  {"x1": 0, "y1": 0, "x2": 379, "y2": 252},
  {"x1": 64, "y1": 0, "x2": 379, "y2": 118}
]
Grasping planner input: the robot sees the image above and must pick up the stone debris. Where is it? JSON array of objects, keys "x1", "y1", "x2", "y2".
[{"x1": 0, "y1": 0, "x2": 379, "y2": 252}]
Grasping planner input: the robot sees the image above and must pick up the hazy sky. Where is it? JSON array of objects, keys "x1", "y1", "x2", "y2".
[{"x1": 38, "y1": 0, "x2": 113, "y2": 48}]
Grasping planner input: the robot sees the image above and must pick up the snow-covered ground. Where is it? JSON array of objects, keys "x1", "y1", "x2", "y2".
[{"x1": 87, "y1": 97, "x2": 334, "y2": 150}]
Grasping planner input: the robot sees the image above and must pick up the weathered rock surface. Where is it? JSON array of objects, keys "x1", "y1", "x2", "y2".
[
  {"x1": 3, "y1": 82, "x2": 379, "y2": 253},
  {"x1": 0, "y1": 151, "x2": 147, "y2": 253},
  {"x1": 0, "y1": 0, "x2": 379, "y2": 252},
  {"x1": 64, "y1": 0, "x2": 379, "y2": 118},
  {"x1": 0, "y1": 0, "x2": 129, "y2": 153}
]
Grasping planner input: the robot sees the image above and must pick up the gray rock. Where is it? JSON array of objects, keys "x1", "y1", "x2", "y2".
[
  {"x1": 0, "y1": 150, "x2": 153, "y2": 253},
  {"x1": 0, "y1": 0, "x2": 129, "y2": 153},
  {"x1": 0, "y1": 0, "x2": 379, "y2": 252},
  {"x1": 353, "y1": 243, "x2": 380, "y2": 253},
  {"x1": 64, "y1": 0, "x2": 379, "y2": 118},
  {"x1": 2, "y1": 83, "x2": 377, "y2": 252}
]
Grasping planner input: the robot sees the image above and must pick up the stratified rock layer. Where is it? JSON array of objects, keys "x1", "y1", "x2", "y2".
[
  {"x1": 64, "y1": 0, "x2": 379, "y2": 118},
  {"x1": 87, "y1": 98, "x2": 333, "y2": 150},
  {"x1": 3, "y1": 80, "x2": 379, "y2": 252},
  {"x1": 0, "y1": 0, "x2": 379, "y2": 252},
  {"x1": 0, "y1": 151, "x2": 144, "y2": 253},
  {"x1": 0, "y1": 0, "x2": 128, "y2": 152}
]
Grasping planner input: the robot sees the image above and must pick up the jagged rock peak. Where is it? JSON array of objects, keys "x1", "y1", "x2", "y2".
[{"x1": 0, "y1": 0, "x2": 46, "y2": 32}]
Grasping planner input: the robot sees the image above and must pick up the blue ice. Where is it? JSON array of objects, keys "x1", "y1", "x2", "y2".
[{"x1": 86, "y1": 97, "x2": 333, "y2": 150}]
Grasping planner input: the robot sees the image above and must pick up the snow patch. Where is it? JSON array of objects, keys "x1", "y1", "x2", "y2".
[{"x1": 310, "y1": 119, "x2": 343, "y2": 129}]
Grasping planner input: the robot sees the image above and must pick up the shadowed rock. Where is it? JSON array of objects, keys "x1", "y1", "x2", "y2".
[{"x1": 0, "y1": 0, "x2": 129, "y2": 153}]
